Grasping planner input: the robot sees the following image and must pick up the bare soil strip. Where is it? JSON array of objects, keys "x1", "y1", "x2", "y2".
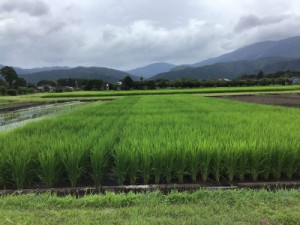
[
  {"x1": 0, "y1": 98, "x2": 114, "y2": 112},
  {"x1": 218, "y1": 94, "x2": 300, "y2": 107},
  {"x1": 0, "y1": 181, "x2": 299, "y2": 196}
]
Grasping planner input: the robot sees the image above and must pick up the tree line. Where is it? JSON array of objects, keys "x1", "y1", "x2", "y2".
[
  {"x1": 0, "y1": 66, "x2": 34, "y2": 95},
  {"x1": 1, "y1": 66, "x2": 299, "y2": 96}
]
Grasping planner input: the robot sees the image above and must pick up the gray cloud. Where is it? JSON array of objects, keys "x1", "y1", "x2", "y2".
[
  {"x1": 234, "y1": 14, "x2": 288, "y2": 32},
  {"x1": 0, "y1": 0, "x2": 49, "y2": 17},
  {"x1": 0, "y1": 0, "x2": 300, "y2": 69}
]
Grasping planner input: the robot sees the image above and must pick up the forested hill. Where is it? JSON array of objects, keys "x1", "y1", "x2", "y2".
[
  {"x1": 151, "y1": 57, "x2": 300, "y2": 81},
  {"x1": 192, "y1": 36, "x2": 300, "y2": 67},
  {"x1": 20, "y1": 67, "x2": 134, "y2": 84}
]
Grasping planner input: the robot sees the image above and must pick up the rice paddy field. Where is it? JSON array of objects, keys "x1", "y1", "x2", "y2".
[
  {"x1": 0, "y1": 94, "x2": 299, "y2": 189},
  {"x1": 42, "y1": 85, "x2": 300, "y2": 98}
]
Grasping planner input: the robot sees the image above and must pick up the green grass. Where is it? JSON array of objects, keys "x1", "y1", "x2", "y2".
[
  {"x1": 0, "y1": 95, "x2": 299, "y2": 188},
  {"x1": 42, "y1": 85, "x2": 300, "y2": 98},
  {"x1": 0, "y1": 189, "x2": 299, "y2": 224}
]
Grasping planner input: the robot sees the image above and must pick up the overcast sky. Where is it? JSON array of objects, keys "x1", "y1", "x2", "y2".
[{"x1": 0, "y1": 0, "x2": 300, "y2": 70}]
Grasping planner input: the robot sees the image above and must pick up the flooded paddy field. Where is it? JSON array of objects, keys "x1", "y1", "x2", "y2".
[
  {"x1": 0, "y1": 101, "x2": 86, "y2": 131},
  {"x1": 217, "y1": 93, "x2": 300, "y2": 107}
]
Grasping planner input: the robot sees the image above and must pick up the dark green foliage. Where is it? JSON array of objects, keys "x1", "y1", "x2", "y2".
[
  {"x1": 37, "y1": 80, "x2": 57, "y2": 87},
  {"x1": 14, "y1": 77, "x2": 27, "y2": 88},
  {"x1": 23, "y1": 67, "x2": 133, "y2": 84},
  {"x1": 122, "y1": 76, "x2": 134, "y2": 89},
  {"x1": 6, "y1": 89, "x2": 17, "y2": 96},
  {"x1": 0, "y1": 86, "x2": 6, "y2": 95},
  {"x1": 0, "y1": 66, "x2": 18, "y2": 88}
]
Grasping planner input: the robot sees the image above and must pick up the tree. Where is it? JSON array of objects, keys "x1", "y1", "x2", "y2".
[
  {"x1": 0, "y1": 66, "x2": 18, "y2": 88},
  {"x1": 122, "y1": 76, "x2": 134, "y2": 89},
  {"x1": 0, "y1": 78, "x2": 6, "y2": 87},
  {"x1": 37, "y1": 80, "x2": 57, "y2": 87},
  {"x1": 15, "y1": 77, "x2": 27, "y2": 88},
  {"x1": 257, "y1": 70, "x2": 264, "y2": 80}
]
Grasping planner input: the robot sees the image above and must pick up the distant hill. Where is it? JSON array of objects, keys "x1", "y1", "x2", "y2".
[
  {"x1": 193, "y1": 36, "x2": 300, "y2": 67},
  {"x1": 0, "y1": 64, "x2": 71, "y2": 74},
  {"x1": 20, "y1": 67, "x2": 134, "y2": 84},
  {"x1": 151, "y1": 57, "x2": 300, "y2": 81},
  {"x1": 14, "y1": 66, "x2": 71, "y2": 74},
  {"x1": 170, "y1": 65, "x2": 192, "y2": 72},
  {"x1": 128, "y1": 63, "x2": 176, "y2": 78}
]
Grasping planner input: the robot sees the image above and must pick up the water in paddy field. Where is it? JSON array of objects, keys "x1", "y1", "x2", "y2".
[{"x1": 0, "y1": 101, "x2": 84, "y2": 131}]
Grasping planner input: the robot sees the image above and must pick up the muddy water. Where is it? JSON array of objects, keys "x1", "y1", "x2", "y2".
[{"x1": 0, "y1": 101, "x2": 84, "y2": 131}]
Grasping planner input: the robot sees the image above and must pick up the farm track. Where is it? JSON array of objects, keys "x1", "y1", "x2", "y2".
[
  {"x1": 0, "y1": 181, "x2": 300, "y2": 196},
  {"x1": 0, "y1": 98, "x2": 114, "y2": 112}
]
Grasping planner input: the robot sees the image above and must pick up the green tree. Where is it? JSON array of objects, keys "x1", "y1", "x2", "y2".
[
  {"x1": 0, "y1": 66, "x2": 18, "y2": 88},
  {"x1": 122, "y1": 76, "x2": 134, "y2": 89},
  {"x1": 0, "y1": 78, "x2": 6, "y2": 87},
  {"x1": 15, "y1": 77, "x2": 27, "y2": 88},
  {"x1": 257, "y1": 70, "x2": 264, "y2": 80},
  {"x1": 37, "y1": 80, "x2": 57, "y2": 87}
]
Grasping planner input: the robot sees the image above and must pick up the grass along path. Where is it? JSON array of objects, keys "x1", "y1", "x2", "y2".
[{"x1": 0, "y1": 189, "x2": 299, "y2": 225}]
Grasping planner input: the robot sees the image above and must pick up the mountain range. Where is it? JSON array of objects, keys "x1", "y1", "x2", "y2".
[
  {"x1": 1, "y1": 36, "x2": 300, "y2": 82},
  {"x1": 151, "y1": 57, "x2": 300, "y2": 81},
  {"x1": 127, "y1": 63, "x2": 176, "y2": 78},
  {"x1": 19, "y1": 67, "x2": 132, "y2": 84}
]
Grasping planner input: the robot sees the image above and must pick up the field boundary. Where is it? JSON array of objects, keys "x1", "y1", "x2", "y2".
[{"x1": 0, "y1": 181, "x2": 299, "y2": 196}]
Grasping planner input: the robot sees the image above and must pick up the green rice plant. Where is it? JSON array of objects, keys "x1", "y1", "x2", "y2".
[
  {"x1": 90, "y1": 139, "x2": 110, "y2": 187},
  {"x1": 174, "y1": 142, "x2": 187, "y2": 183},
  {"x1": 38, "y1": 149, "x2": 61, "y2": 188},
  {"x1": 261, "y1": 143, "x2": 272, "y2": 181},
  {"x1": 270, "y1": 147, "x2": 286, "y2": 180},
  {"x1": 113, "y1": 146, "x2": 128, "y2": 185},
  {"x1": 283, "y1": 143, "x2": 299, "y2": 179},
  {"x1": 236, "y1": 141, "x2": 248, "y2": 181},
  {"x1": 186, "y1": 143, "x2": 200, "y2": 183},
  {"x1": 1, "y1": 94, "x2": 300, "y2": 189},
  {"x1": 163, "y1": 144, "x2": 176, "y2": 184},
  {"x1": 247, "y1": 142, "x2": 263, "y2": 182},
  {"x1": 0, "y1": 153, "x2": 6, "y2": 188},
  {"x1": 139, "y1": 143, "x2": 152, "y2": 185},
  {"x1": 6, "y1": 148, "x2": 33, "y2": 189},
  {"x1": 152, "y1": 149, "x2": 164, "y2": 184},
  {"x1": 224, "y1": 144, "x2": 239, "y2": 182},
  {"x1": 210, "y1": 145, "x2": 223, "y2": 182},
  {"x1": 199, "y1": 147, "x2": 212, "y2": 182},
  {"x1": 127, "y1": 149, "x2": 139, "y2": 185},
  {"x1": 60, "y1": 140, "x2": 87, "y2": 187}
]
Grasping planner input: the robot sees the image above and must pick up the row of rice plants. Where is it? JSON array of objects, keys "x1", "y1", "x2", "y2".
[
  {"x1": 42, "y1": 85, "x2": 300, "y2": 98},
  {"x1": 0, "y1": 98, "x2": 137, "y2": 189},
  {"x1": 113, "y1": 95, "x2": 300, "y2": 184},
  {"x1": 0, "y1": 95, "x2": 299, "y2": 188}
]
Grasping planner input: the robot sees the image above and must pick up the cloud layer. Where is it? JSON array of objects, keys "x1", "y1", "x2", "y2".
[{"x1": 0, "y1": 0, "x2": 300, "y2": 69}]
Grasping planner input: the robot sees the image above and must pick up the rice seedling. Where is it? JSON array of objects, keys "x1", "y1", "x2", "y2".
[
  {"x1": 186, "y1": 143, "x2": 200, "y2": 183},
  {"x1": 175, "y1": 141, "x2": 187, "y2": 183},
  {"x1": 152, "y1": 148, "x2": 165, "y2": 184},
  {"x1": 60, "y1": 140, "x2": 88, "y2": 187},
  {"x1": 6, "y1": 148, "x2": 34, "y2": 189},
  {"x1": 38, "y1": 148, "x2": 61, "y2": 188},
  {"x1": 0, "y1": 153, "x2": 6, "y2": 188},
  {"x1": 139, "y1": 142, "x2": 152, "y2": 185}
]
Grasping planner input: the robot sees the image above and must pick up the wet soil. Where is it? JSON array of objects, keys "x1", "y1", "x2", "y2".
[
  {"x1": 218, "y1": 94, "x2": 300, "y2": 107},
  {"x1": 0, "y1": 181, "x2": 299, "y2": 196},
  {"x1": 0, "y1": 99, "x2": 114, "y2": 113}
]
